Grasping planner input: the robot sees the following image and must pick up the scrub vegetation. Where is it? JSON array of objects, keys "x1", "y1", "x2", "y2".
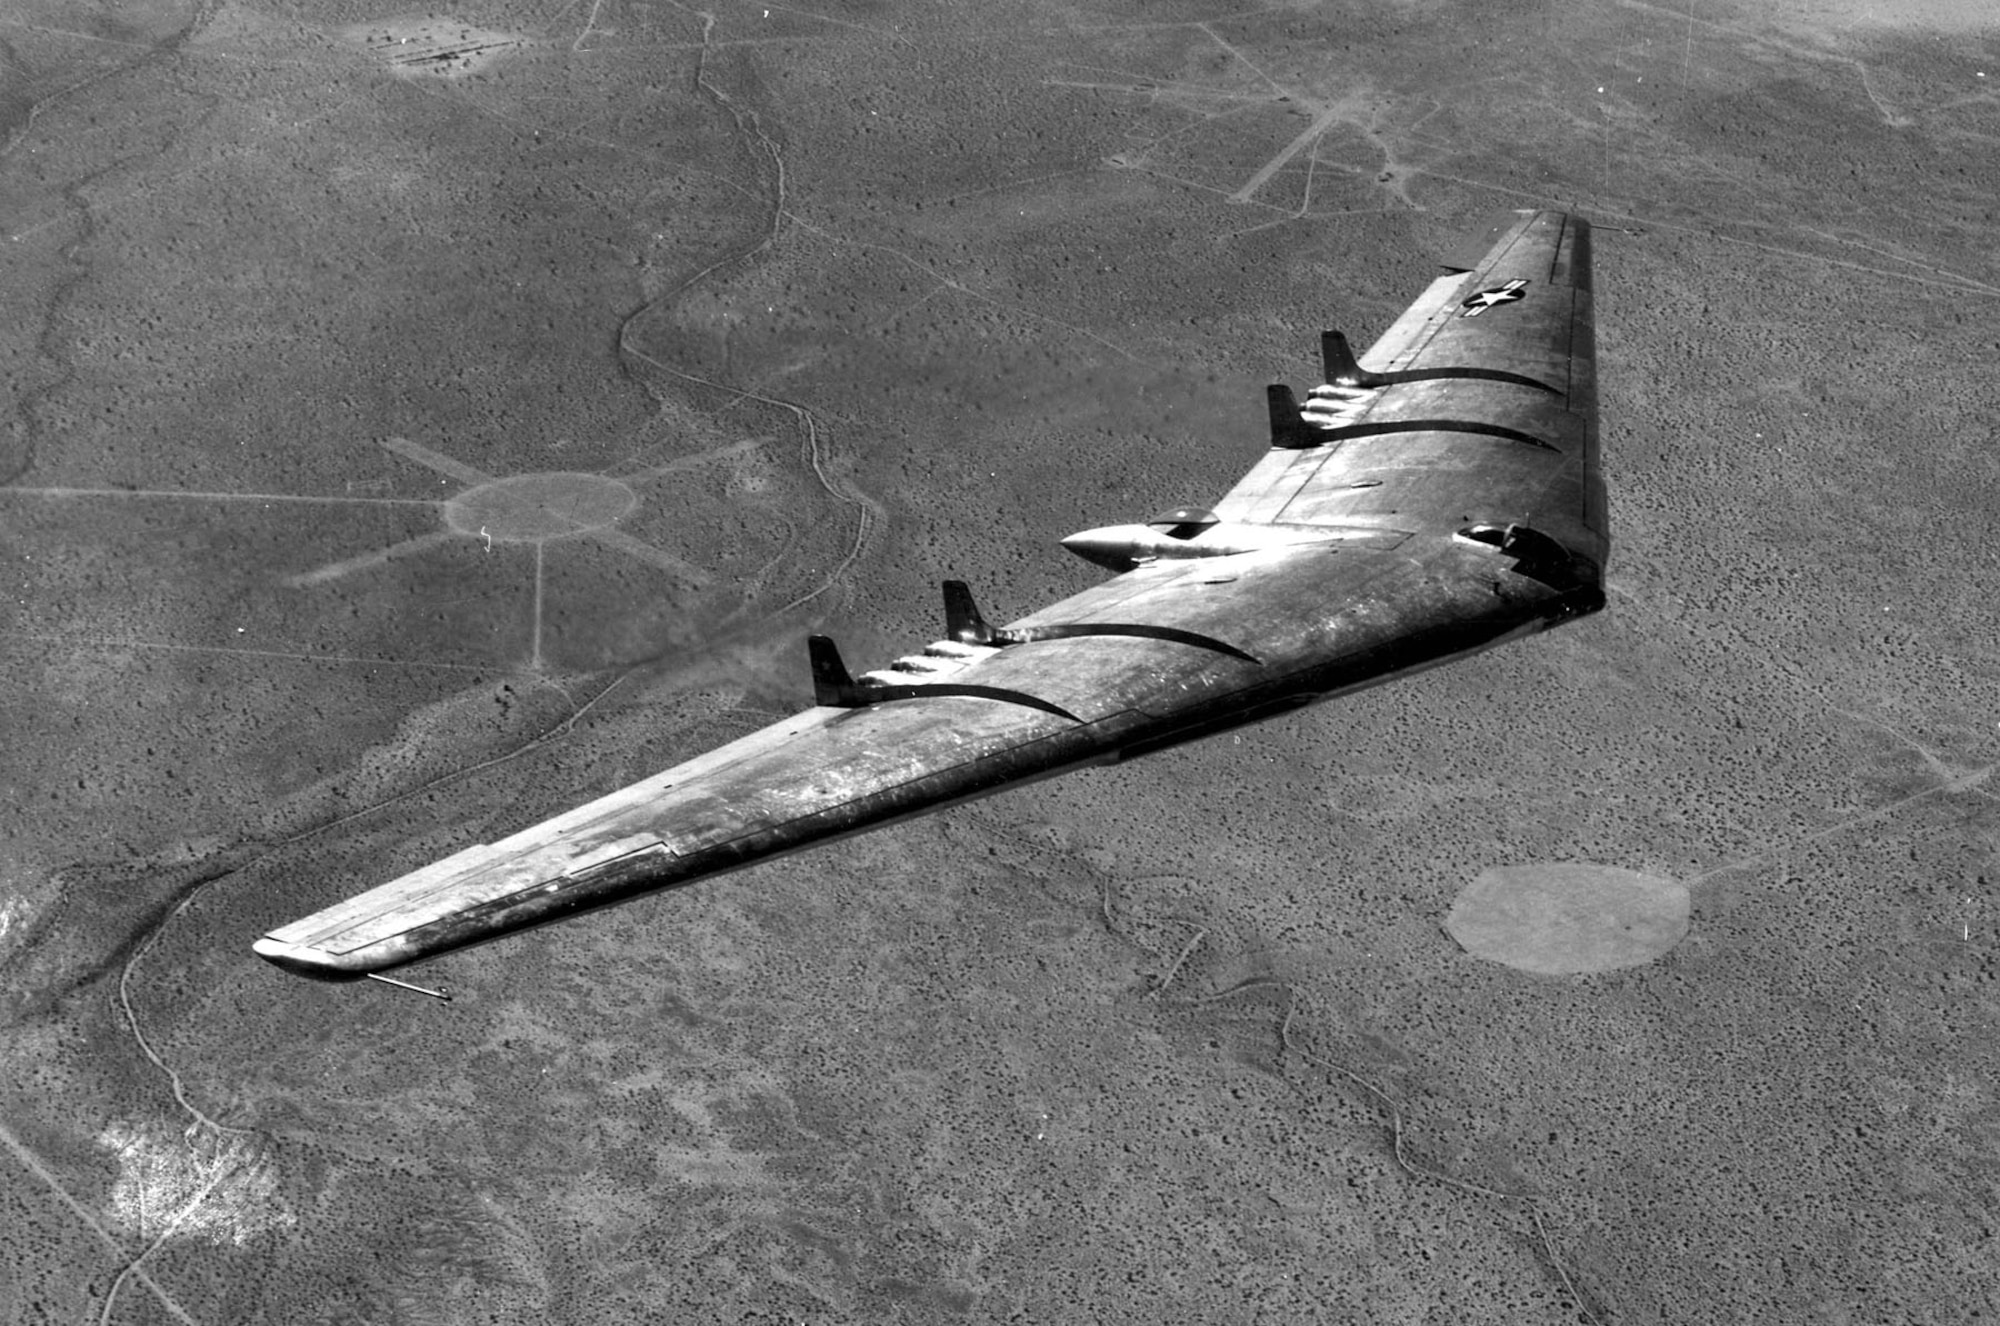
[{"x1": 2, "y1": 0, "x2": 1996, "y2": 1321}]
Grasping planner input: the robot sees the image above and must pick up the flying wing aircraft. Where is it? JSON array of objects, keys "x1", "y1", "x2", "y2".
[{"x1": 255, "y1": 208, "x2": 1605, "y2": 982}]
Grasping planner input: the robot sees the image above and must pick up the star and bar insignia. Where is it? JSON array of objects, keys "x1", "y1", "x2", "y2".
[{"x1": 1460, "y1": 278, "x2": 1529, "y2": 317}]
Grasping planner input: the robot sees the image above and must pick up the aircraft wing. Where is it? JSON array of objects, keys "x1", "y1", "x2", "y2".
[
  {"x1": 1211, "y1": 208, "x2": 1601, "y2": 548},
  {"x1": 254, "y1": 209, "x2": 1605, "y2": 982}
]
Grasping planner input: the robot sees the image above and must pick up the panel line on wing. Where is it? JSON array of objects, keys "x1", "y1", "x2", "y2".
[
  {"x1": 812, "y1": 635, "x2": 1083, "y2": 721},
  {"x1": 944, "y1": 580, "x2": 1262, "y2": 664},
  {"x1": 1279, "y1": 418, "x2": 1562, "y2": 453},
  {"x1": 988, "y1": 621, "x2": 1261, "y2": 665}
]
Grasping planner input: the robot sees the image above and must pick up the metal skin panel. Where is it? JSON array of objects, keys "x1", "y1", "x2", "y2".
[{"x1": 254, "y1": 209, "x2": 1607, "y2": 982}]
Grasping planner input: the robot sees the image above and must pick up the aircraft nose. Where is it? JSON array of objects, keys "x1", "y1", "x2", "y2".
[{"x1": 1060, "y1": 525, "x2": 1143, "y2": 571}]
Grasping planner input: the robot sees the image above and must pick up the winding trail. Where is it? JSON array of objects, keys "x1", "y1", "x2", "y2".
[
  {"x1": 965, "y1": 804, "x2": 1612, "y2": 1326},
  {"x1": 613, "y1": 343, "x2": 881, "y2": 616},
  {"x1": 79, "y1": 669, "x2": 649, "y2": 1325},
  {"x1": 111, "y1": 2, "x2": 883, "y2": 1194},
  {"x1": 113, "y1": 668, "x2": 636, "y2": 1113},
  {"x1": 116, "y1": 876, "x2": 263, "y2": 1142},
  {"x1": 612, "y1": 9, "x2": 885, "y2": 615}
]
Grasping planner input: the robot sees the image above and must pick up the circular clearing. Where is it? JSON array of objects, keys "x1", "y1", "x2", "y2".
[
  {"x1": 443, "y1": 472, "x2": 637, "y2": 543},
  {"x1": 1445, "y1": 862, "x2": 1689, "y2": 976}
]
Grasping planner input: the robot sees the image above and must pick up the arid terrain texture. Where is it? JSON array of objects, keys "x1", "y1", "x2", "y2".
[{"x1": 3, "y1": 0, "x2": 1998, "y2": 1321}]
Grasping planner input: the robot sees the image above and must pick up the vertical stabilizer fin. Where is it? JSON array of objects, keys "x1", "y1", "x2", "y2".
[
  {"x1": 1320, "y1": 330, "x2": 1388, "y2": 388},
  {"x1": 943, "y1": 580, "x2": 996, "y2": 645},
  {"x1": 808, "y1": 635, "x2": 860, "y2": 707},
  {"x1": 1266, "y1": 384, "x2": 1318, "y2": 450}
]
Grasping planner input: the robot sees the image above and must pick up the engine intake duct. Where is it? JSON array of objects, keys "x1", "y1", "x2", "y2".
[{"x1": 1456, "y1": 522, "x2": 1605, "y2": 615}]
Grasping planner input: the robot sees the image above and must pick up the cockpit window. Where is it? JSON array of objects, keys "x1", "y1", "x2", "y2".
[
  {"x1": 1145, "y1": 507, "x2": 1219, "y2": 540},
  {"x1": 1456, "y1": 523, "x2": 1510, "y2": 549}
]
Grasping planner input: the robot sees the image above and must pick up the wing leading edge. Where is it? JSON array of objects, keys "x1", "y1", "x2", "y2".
[{"x1": 254, "y1": 210, "x2": 1606, "y2": 982}]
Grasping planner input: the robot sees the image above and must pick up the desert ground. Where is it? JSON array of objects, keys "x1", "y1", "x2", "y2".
[{"x1": 3, "y1": 0, "x2": 1997, "y2": 1321}]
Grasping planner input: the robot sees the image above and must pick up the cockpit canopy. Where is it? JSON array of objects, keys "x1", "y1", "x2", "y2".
[{"x1": 1144, "y1": 508, "x2": 1220, "y2": 540}]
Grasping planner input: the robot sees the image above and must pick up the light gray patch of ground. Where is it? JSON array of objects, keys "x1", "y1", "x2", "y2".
[
  {"x1": 1446, "y1": 863, "x2": 1691, "y2": 975},
  {"x1": 444, "y1": 473, "x2": 639, "y2": 543}
]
